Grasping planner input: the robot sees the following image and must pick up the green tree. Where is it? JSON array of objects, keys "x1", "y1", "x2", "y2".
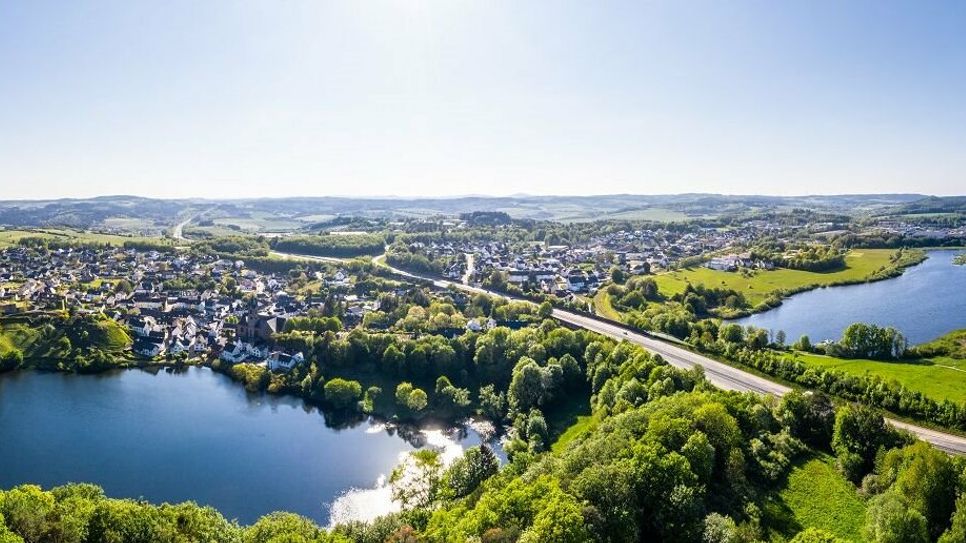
[
  {"x1": 610, "y1": 266, "x2": 626, "y2": 285},
  {"x1": 832, "y1": 404, "x2": 892, "y2": 482},
  {"x1": 440, "y1": 445, "x2": 499, "y2": 499},
  {"x1": 323, "y1": 378, "x2": 363, "y2": 410},
  {"x1": 508, "y1": 357, "x2": 545, "y2": 412},
  {"x1": 863, "y1": 492, "x2": 928, "y2": 543}
]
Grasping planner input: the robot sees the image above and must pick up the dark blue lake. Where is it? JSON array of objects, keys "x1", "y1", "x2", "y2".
[
  {"x1": 0, "y1": 367, "x2": 499, "y2": 525},
  {"x1": 731, "y1": 249, "x2": 966, "y2": 345}
]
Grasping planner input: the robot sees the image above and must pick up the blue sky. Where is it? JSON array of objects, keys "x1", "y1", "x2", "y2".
[{"x1": 1, "y1": 1, "x2": 964, "y2": 199}]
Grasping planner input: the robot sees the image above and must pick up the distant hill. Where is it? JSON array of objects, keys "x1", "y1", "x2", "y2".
[{"x1": 0, "y1": 193, "x2": 938, "y2": 232}]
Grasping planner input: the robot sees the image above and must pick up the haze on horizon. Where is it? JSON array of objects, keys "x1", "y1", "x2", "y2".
[{"x1": 1, "y1": 1, "x2": 965, "y2": 200}]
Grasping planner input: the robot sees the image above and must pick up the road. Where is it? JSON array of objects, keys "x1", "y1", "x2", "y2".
[
  {"x1": 171, "y1": 207, "x2": 216, "y2": 241},
  {"x1": 280, "y1": 250, "x2": 966, "y2": 454},
  {"x1": 172, "y1": 217, "x2": 191, "y2": 240}
]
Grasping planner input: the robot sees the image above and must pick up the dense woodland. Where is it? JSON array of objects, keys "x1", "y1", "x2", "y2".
[{"x1": 4, "y1": 335, "x2": 966, "y2": 542}]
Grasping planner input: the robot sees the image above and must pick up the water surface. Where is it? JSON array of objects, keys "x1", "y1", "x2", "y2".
[
  {"x1": 0, "y1": 368, "x2": 498, "y2": 525},
  {"x1": 732, "y1": 250, "x2": 966, "y2": 344}
]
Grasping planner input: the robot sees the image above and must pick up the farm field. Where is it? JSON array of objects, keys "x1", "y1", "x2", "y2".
[
  {"x1": 768, "y1": 455, "x2": 866, "y2": 542},
  {"x1": 653, "y1": 249, "x2": 920, "y2": 307},
  {"x1": 0, "y1": 228, "x2": 166, "y2": 248},
  {"x1": 785, "y1": 351, "x2": 966, "y2": 404}
]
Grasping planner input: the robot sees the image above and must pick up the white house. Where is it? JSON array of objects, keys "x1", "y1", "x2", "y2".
[{"x1": 266, "y1": 351, "x2": 305, "y2": 372}]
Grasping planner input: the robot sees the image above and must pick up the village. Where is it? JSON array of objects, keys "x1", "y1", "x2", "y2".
[{"x1": 0, "y1": 244, "x2": 388, "y2": 371}]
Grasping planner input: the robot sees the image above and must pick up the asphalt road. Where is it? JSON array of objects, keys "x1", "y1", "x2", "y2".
[{"x1": 280, "y1": 251, "x2": 966, "y2": 454}]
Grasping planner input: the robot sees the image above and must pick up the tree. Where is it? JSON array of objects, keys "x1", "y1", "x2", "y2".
[
  {"x1": 537, "y1": 301, "x2": 553, "y2": 319},
  {"x1": 244, "y1": 511, "x2": 322, "y2": 543},
  {"x1": 382, "y1": 344, "x2": 405, "y2": 375},
  {"x1": 323, "y1": 378, "x2": 362, "y2": 410},
  {"x1": 874, "y1": 442, "x2": 959, "y2": 539},
  {"x1": 774, "y1": 330, "x2": 786, "y2": 348},
  {"x1": 610, "y1": 266, "x2": 626, "y2": 285},
  {"x1": 836, "y1": 323, "x2": 907, "y2": 360},
  {"x1": 478, "y1": 384, "x2": 506, "y2": 421},
  {"x1": 777, "y1": 391, "x2": 835, "y2": 448},
  {"x1": 408, "y1": 388, "x2": 428, "y2": 411},
  {"x1": 832, "y1": 404, "x2": 893, "y2": 482},
  {"x1": 390, "y1": 450, "x2": 443, "y2": 509},
  {"x1": 440, "y1": 445, "x2": 499, "y2": 499},
  {"x1": 939, "y1": 496, "x2": 966, "y2": 543},
  {"x1": 719, "y1": 324, "x2": 744, "y2": 344},
  {"x1": 395, "y1": 382, "x2": 428, "y2": 412},
  {"x1": 0, "y1": 485, "x2": 54, "y2": 543},
  {"x1": 793, "y1": 335, "x2": 813, "y2": 352},
  {"x1": 702, "y1": 513, "x2": 738, "y2": 543},
  {"x1": 508, "y1": 357, "x2": 545, "y2": 412},
  {"x1": 518, "y1": 493, "x2": 591, "y2": 543},
  {"x1": 863, "y1": 492, "x2": 928, "y2": 543}
]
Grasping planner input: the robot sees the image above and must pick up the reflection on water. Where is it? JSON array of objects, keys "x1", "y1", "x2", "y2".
[
  {"x1": 0, "y1": 368, "x2": 503, "y2": 525},
  {"x1": 327, "y1": 421, "x2": 503, "y2": 527}
]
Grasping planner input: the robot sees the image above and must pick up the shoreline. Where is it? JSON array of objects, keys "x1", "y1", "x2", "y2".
[{"x1": 716, "y1": 248, "x2": 930, "y2": 320}]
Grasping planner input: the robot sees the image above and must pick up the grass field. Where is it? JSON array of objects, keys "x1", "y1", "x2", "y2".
[
  {"x1": 592, "y1": 289, "x2": 623, "y2": 321},
  {"x1": 767, "y1": 454, "x2": 866, "y2": 542},
  {"x1": 653, "y1": 249, "x2": 920, "y2": 308},
  {"x1": 0, "y1": 228, "x2": 165, "y2": 248},
  {"x1": 787, "y1": 350, "x2": 966, "y2": 404}
]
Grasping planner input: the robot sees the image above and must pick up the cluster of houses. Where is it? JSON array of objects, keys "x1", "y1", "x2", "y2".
[
  {"x1": 705, "y1": 252, "x2": 775, "y2": 272},
  {"x1": 0, "y1": 245, "x2": 390, "y2": 372},
  {"x1": 868, "y1": 221, "x2": 966, "y2": 241}
]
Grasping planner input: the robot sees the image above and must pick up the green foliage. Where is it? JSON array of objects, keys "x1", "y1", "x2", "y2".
[
  {"x1": 830, "y1": 323, "x2": 908, "y2": 360},
  {"x1": 394, "y1": 382, "x2": 428, "y2": 412},
  {"x1": 910, "y1": 328, "x2": 966, "y2": 359},
  {"x1": 789, "y1": 527, "x2": 848, "y2": 543},
  {"x1": 777, "y1": 456, "x2": 866, "y2": 542},
  {"x1": 727, "y1": 347, "x2": 966, "y2": 433},
  {"x1": 439, "y1": 445, "x2": 499, "y2": 500},
  {"x1": 323, "y1": 378, "x2": 363, "y2": 410},
  {"x1": 273, "y1": 234, "x2": 384, "y2": 258},
  {"x1": 230, "y1": 363, "x2": 269, "y2": 393},
  {"x1": 863, "y1": 492, "x2": 929, "y2": 543}
]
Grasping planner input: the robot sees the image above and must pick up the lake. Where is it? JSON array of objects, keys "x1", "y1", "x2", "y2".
[
  {"x1": 731, "y1": 249, "x2": 966, "y2": 345},
  {"x1": 0, "y1": 367, "x2": 501, "y2": 525}
]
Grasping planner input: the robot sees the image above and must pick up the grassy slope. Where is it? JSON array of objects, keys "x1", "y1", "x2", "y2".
[
  {"x1": 767, "y1": 454, "x2": 866, "y2": 542},
  {"x1": 787, "y1": 350, "x2": 966, "y2": 404},
  {"x1": 652, "y1": 249, "x2": 916, "y2": 307},
  {"x1": 0, "y1": 318, "x2": 131, "y2": 360},
  {"x1": 592, "y1": 288, "x2": 623, "y2": 321}
]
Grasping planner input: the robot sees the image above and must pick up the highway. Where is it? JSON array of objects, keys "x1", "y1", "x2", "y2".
[{"x1": 278, "y1": 250, "x2": 966, "y2": 454}]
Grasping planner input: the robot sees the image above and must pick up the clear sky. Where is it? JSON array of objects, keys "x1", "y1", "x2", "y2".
[{"x1": 1, "y1": 1, "x2": 964, "y2": 199}]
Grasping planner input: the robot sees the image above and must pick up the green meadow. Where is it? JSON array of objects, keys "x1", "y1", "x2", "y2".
[
  {"x1": 784, "y1": 342, "x2": 966, "y2": 405},
  {"x1": 653, "y1": 249, "x2": 922, "y2": 308},
  {"x1": 765, "y1": 454, "x2": 867, "y2": 542}
]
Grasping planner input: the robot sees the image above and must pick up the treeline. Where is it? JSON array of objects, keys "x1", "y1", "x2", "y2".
[
  {"x1": 730, "y1": 347, "x2": 966, "y2": 432},
  {"x1": 751, "y1": 241, "x2": 846, "y2": 272},
  {"x1": 223, "y1": 321, "x2": 594, "y2": 438},
  {"x1": 384, "y1": 242, "x2": 452, "y2": 274},
  {"x1": 272, "y1": 234, "x2": 384, "y2": 258},
  {"x1": 191, "y1": 236, "x2": 270, "y2": 258}
]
